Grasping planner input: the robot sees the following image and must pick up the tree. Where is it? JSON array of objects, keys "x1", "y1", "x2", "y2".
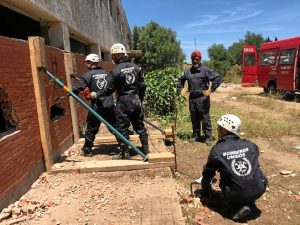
[
  {"x1": 207, "y1": 44, "x2": 227, "y2": 61},
  {"x1": 274, "y1": 36, "x2": 278, "y2": 41},
  {"x1": 132, "y1": 25, "x2": 140, "y2": 50},
  {"x1": 135, "y1": 21, "x2": 185, "y2": 72},
  {"x1": 227, "y1": 41, "x2": 244, "y2": 65},
  {"x1": 244, "y1": 31, "x2": 264, "y2": 51},
  {"x1": 265, "y1": 36, "x2": 271, "y2": 42}
]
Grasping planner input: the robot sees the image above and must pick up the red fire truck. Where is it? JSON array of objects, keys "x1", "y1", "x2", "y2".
[{"x1": 242, "y1": 36, "x2": 300, "y2": 93}]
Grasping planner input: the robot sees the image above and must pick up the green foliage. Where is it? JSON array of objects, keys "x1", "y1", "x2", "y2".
[
  {"x1": 244, "y1": 31, "x2": 264, "y2": 50},
  {"x1": 144, "y1": 67, "x2": 184, "y2": 118},
  {"x1": 207, "y1": 44, "x2": 227, "y2": 61},
  {"x1": 133, "y1": 21, "x2": 185, "y2": 73},
  {"x1": 227, "y1": 41, "x2": 244, "y2": 65},
  {"x1": 132, "y1": 25, "x2": 140, "y2": 50},
  {"x1": 204, "y1": 31, "x2": 266, "y2": 79},
  {"x1": 223, "y1": 64, "x2": 242, "y2": 83}
]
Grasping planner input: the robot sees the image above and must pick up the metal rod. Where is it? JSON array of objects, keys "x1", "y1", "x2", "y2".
[
  {"x1": 143, "y1": 118, "x2": 164, "y2": 134},
  {"x1": 41, "y1": 68, "x2": 146, "y2": 159}
]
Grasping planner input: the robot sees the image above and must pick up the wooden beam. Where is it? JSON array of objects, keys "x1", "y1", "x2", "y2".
[
  {"x1": 50, "y1": 159, "x2": 174, "y2": 174},
  {"x1": 28, "y1": 36, "x2": 54, "y2": 172},
  {"x1": 78, "y1": 133, "x2": 166, "y2": 144},
  {"x1": 64, "y1": 53, "x2": 80, "y2": 143}
]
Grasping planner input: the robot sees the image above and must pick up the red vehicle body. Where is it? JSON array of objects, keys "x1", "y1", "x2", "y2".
[{"x1": 242, "y1": 36, "x2": 300, "y2": 93}]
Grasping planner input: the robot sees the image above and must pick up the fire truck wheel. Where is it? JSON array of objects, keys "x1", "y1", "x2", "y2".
[{"x1": 267, "y1": 83, "x2": 277, "y2": 94}]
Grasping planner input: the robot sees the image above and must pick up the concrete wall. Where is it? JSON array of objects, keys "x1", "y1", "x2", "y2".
[{"x1": 1, "y1": 0, "x2": 131, "y2": 55}]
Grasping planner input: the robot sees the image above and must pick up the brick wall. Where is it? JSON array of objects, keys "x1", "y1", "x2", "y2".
[
  {"x1": 44, "y1": 47, "x2": 73, "y2": 151},
  {"x1": 0, "y1": 36, "x2": 43, "y2": 199}
]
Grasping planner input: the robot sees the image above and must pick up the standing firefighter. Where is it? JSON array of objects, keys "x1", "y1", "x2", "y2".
[
  {"x1": 72, "y1": 54, "x2": 117, "y2": 157},
  {"x1": 177, "y1": 50, "x2": 221, "y2": 145},
  {"x1": 200, "y1": 114, "x2": 268, "y2": 221},
  {"x1": 108, "y1": 43, "x2": 148, "y2": 159}
]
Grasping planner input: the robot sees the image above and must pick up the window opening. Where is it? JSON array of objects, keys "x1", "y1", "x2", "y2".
[
  {"x1": 50, "y1": 101, "x2": 65, "y2": 122},
  {"x1": 0, "y1": 85, "x2": 19, "y2": 137}
]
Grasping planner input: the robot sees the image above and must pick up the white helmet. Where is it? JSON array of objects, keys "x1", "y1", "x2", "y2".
[
  {"x1": 110, "y1": 43, "x2": 127, "y2": 54},
  {"x1": 85, "y1": 54, "x2": 100, "y2": 63},
  {"x1": 217, "y1": 114, "x2": 241, "y2": 135}
]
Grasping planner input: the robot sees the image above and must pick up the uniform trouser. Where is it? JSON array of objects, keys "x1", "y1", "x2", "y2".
[
  {"x1": 222, "y1": 185, "x2": 266, "y2": 209},
  {"x1": 189, "y1": 96, "x2": 212, "y2": 138},
  {"x1": 84, "y1": 104, "x2": 117, "y2": 149},
  {"x1": 116, "y1": 95, "x2": 148, "y2": 151}
]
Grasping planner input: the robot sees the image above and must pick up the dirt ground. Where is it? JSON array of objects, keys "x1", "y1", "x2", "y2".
[
  {"x1": 0, "y1": 84, "x2": 300, "y2": 225},
  {"x1": 0, "y1": 168, "x2": 185, "y2": 225}
]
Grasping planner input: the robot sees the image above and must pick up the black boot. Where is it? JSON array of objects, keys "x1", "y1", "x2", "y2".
[
  {"x1": 191, "y1": 130, "x2": 201, "y2": 142},
  {"x1": 112, "y1": 143, "x2": 130, "y2": 160},
  {"x1": 140, "y1": 136, "x2": 149, "y2": 155},
  {"x1": 80, "y1": 147, "x2": 93, "y2": 157}
]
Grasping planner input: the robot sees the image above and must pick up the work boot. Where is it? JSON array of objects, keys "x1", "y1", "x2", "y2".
[
  {"x1": 80, "y1": 147, "x2": 93, "y2": 157},
  {"x1": 112, "y1": 143, "x2": 130, "y2": 160},
  {"x1": 231, "y1": 205, "x2": 251, "y2": 221},
  {"x1": 204, "y1": 137, "x2": 212, "y2": 146},
  {"x1": 112, "y1": 151, "x2": 130, "y2": 160},
  {"x1": 190, "y1": 130, "x2": 201, "y2": 142},
  {"x1": 140, "y1": 136, "x2": 149, "y2": 155}
]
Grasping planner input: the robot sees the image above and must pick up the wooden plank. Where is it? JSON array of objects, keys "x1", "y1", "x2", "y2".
[
  {"x1": 28, "y1": 36, "x2": 53, "y2": 172},
  {"x1": 148, "y1": 152, "x2": 175, "y2": 163},
  {"x1": 50, "y1": 160, "x2": 174, "y2": 174},
  {"x1": 64, "y1": 53, "x2": 80, "y2": 143},
  {"x1": 78, "y1": 134, "x2": 166, "y2": 144}
]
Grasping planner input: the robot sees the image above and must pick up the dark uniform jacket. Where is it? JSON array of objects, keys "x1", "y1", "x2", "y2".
[
  {"x1": 177, "y1": 65, "x2": 221, "y2": 98},
  {"x1": 202, "y1": 134, "x2": 267, "y2": 204},
  {"x1": 72, "y1": 67, "x2": 114, "y2": 110},
  {"x1": 108, "y1": 58, "x2": 146, "y2": 102}
]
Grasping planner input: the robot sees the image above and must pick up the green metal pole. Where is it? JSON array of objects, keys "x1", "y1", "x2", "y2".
[
  {"x1": 42, "y1": 68, "x2": 146, "y2": 159},
  {"x1": 143, "y1": 118, "x2": 164, "y2": 134}
]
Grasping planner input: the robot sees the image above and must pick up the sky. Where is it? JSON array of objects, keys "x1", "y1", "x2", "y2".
[{"x1": 122, "y1": 0, "x2": 300, "y2": 61}]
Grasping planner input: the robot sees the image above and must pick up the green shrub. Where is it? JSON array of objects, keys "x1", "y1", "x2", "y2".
[
  {"x1": 223, "y1": 64, "x2": 242, "y2": 83},
  {"x1": 144, "y1": 67, "x2": 184, "y2": 118}
]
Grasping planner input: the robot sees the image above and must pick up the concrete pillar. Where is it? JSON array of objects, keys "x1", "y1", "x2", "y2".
[
  {"x1": 48, "y1": 22, "x2": 71, "y2": 51},
  {"x1": 90, "y1": 44, "x2": 102, "y2": 58}
]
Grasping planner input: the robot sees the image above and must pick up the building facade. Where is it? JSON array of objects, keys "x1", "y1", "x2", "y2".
[{"x1": 0, "y1": 0, "x2": 131, "y2": 60}]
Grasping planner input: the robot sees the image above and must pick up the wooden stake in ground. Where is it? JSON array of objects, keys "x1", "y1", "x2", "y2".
[{"x1": 28, "y1": 36, "x2": 54, "y2": 172}]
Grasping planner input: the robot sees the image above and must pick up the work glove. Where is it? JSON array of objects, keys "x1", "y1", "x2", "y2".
[
  {"x1": 79, "y1": 87, "x2": 91, "y2": 100},
  {"x1": 90, "y1": 91, "x2": 97, "y2": 99}
]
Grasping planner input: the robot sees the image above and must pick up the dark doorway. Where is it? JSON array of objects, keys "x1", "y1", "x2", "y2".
[
  {"x1": 70, "y1": 38, "x2": 90, "y2": 55},
  {"x1": 0, "y1": 5, "x2": 41, "y2": 40}
]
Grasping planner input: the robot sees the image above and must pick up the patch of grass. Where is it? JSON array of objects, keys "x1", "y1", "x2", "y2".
[
  {"x1": 173, "y1": 98, "x2": 300, "y2": 141},
  {"x1": 222, "y1": 64, "x2": 242, "y2": 84},
  {"x1": 211, "y1": 104, "x2": 300, "y2": 139}
]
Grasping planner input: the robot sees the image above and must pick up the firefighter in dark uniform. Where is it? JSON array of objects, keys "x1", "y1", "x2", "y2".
[
  {"x1": 200, "y1": 114, "x2": 268, "y2": 221},
  {"x1": 177, "y1": 50, "x2": 221, "y2": 145},
  {"x1": 108, "y1": 43, "x2": 148, "y2": 159},
  {"x1": 72, "y1": 53, "x2": 117, "y2": 157}
]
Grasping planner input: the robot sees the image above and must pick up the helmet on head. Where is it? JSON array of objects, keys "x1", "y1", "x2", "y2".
[
  {"x1": 217, "y1": 114, "x2": 241, "y2": 135},
  {"x1": 110, "y1": 43, "x2": 127, "y2": 54},
  {"x1": 191, "y1": 50, "x2": 202, "y2": 59},
  {"x1": 85, "y1": 54, "x2": 100, "y2": 63}
]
